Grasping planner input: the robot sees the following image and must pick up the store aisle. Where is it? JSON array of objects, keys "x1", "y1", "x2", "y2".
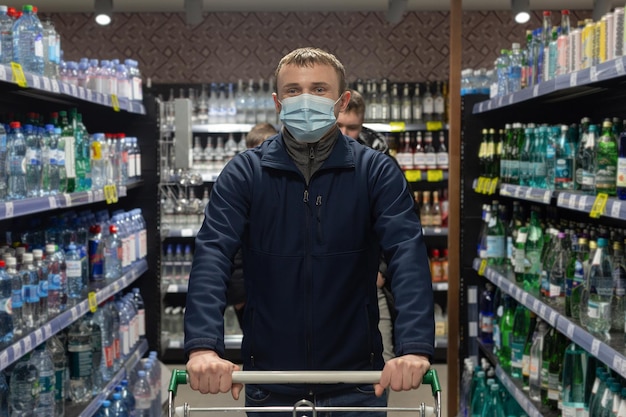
[{"x1": 166, "y1": 364, "x2": 448, "y2": 417}]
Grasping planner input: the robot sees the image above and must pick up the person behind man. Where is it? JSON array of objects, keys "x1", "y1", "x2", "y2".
[
  {"x1": 184, "y1": 47, "x2": 434, "y2": 416},
  {"x1": 246, "y1": 122, "x2": 278, "y2": 148},
  {"x1": 337, "y1": 89, "x2": 396, "y2": 363}
]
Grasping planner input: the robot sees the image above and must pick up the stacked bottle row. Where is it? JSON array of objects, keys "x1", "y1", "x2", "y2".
[
  {"x1": 414, "y1": 189, "x2": 449, "y2": 227},
  {"x1": 191, "y1": 134, "x2": 248, "y2": 172},
  {"x1": 458, "y1": 358, "x2": 526, "y2": 417},
  {"x1": 478, "y1": 199, "x2": 626, "y2": 340},
  {"x1": 478, "y1": 286, "x2": 626, "y2": 417},
  {"x1": 0, "y1": 109, "x2": 142, "y2": 201},
  {"x1": 0, "y1": 208, "x2": 147, "y2": 347},
  {"x1": 161, "y1": 186, "x2": 209, "y2": 230},
  {"x1": 0, "y1": 289, "x2": 147, "y2": 416},
  {"x1": 478, "y1": 117, "x2": 626, "y2": 198},
  {"x1": 0, "y1": 4, "x2": 144, "y2": 102},
  {"x1": 162, "y1": 243, "x2": 193, "y2": 285},
  {"x1": 460, "y1": 68, "x2": 495, "y2": 96},
  {"x1": 162, "y1": 80, "x2": 277, "y2": 127},
  {"x1": 493, "y1": 8, "x2": 626, "y2": 97},
  {"x1": 351, "y1": 79, "x2": 448, "y2": 124},
  {"x1": 392, "y1": 130, "x2": 449, "y2": 172},
  {"x1": 96, "y1": 352, "x2": 162, "y2": 417},
  {"x1": 163, "y1": 304, "x2": 241, "y2": 338}
]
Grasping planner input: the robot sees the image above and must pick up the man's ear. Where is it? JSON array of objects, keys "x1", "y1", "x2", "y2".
[
  {"x1": 273, "y1": 93, "x2": 281, "y2": 113},
  {"x1": 338, "y1": 90, "x2": 351, "y2": 112}
]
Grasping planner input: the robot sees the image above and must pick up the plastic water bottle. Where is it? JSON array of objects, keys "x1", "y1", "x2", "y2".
[
  {"x1": 0, "y1": 260, "x2": 13, "y2": 349},
  {"x1": 12, "y1": 5, "x2": 44, "y2": 75},
  {"x1": 98, "y1": 400, "x2": 112, "y2": 417},
  {"x1": 65, "y1": 243, "x2": 84, "y2": 304},
  {"x1": 6, "y1": 257, "x2": 23, "y2": 338},
  {"x1": 32, "y1": 342, "x2": 55, "y2": 417},
  {"x1": 42, "y1": 17, "x2": 60, "y2": 79},
  {"x1": 125, "y1": 59, "x2": 143, "y2": 102},
  {"x1": 7, "y1": 121, "x2": 27, "y2": 200},
  {"x1": 52, "y1": 127, "x2": 65, "y2": 193},
  {"x1": 91, "y1": 133, "x2": 107, "y2": 190},
  {"x1": 0, "y1": 370, "x2": 8, "y2": 417},
  {"x1": 46, "y1": 335, "x2": 66, "y2": 417},
  {"x1": 495, "y1": 49, "x2": 509, "y2": 97},
  {"x1": 115, "y1": 294, "x2": 131, "y2": 360},
  {"x1": 508, "y1": 43, "x2": 523, "y2": 94},
  {"x1": 24, "y1": 124, "x2": 41, "y2": 197},
  {"x1": 0, "y1": 122, "x2": 8, "y2": 201},
  {"x1": 89, "y1": 224, "x2": 105, "y2": 286},
  {"x1": 132, "y1": 370, "x2": 152, "y2": 417},
  {"x1": 95, "y1": 301, "x2": 114, "y2": 383},
  {"x1": 116, "y1": 381, "x2": 135, "y2": 416},
  {"x1": 68, "y1": 318, "x2": 93, "y2": 403},
  {"x1": 32, "y1": 249, "x2": 48, "y2": 326},
  {"x1": 581, "y1": 238, "x2": 613, "y2": 338},
  {"x1": 108, "y1": 298, "x2": 121, "y2": 371},
  {"x1": 9, "y1": 353, "x2": 39, "y2": 416},
  {"x1": 104, "y1": 224, "x2": 122, "y2": 281},
  {"x1": 21, "y1": 252, "x2": 39, "y2": 332},
  {"x1": 44, "y1": 244, "x2": 61, "y2": 316},
  {"x1": 83, "y1": 312, "x2": 104, "y2": 395},
  {"x1": 0, "y1": 6, "x2": 13, "y2": 64},
  {"x1": 132, "y1": 288, "x2": 145, "y2": 339},
  {"x1": 143, "y1": 360, "x2": 159, "y2": 417},
  {"x1": 110, "y1": 392, "x2": 129, "y2": 417}
]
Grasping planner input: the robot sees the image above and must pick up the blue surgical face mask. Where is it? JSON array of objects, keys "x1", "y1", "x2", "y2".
[{"x1": 279, "y1": 94, "x2": 341, "y2": 143}]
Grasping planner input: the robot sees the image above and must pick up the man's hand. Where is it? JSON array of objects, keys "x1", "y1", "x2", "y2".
[
  {"x1": 374, "y1": 354, "x2": 430, "y2": 397},
  {"x1": 187, "y1": 349, "x2": 243, "y2": 400}
]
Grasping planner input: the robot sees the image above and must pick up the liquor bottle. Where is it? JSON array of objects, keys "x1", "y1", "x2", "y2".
[
  {"x1": 424, "y1": 132, "x2": 437, "y2": 171},
  {"x1": 478, "y1": 129, "x2": 488, "y2": 177},
  {"x1": 521, "y1": 312, "x2": 537, "y2": 388},
  {"x1": 397, "y1": 133, "x2": 414, "y2": 171},
  {"x1": 576, "y1": 117, "x2": 591, "y2": 190},
  {"x1": 430, "y1": 249, "x2": 443, "y2": 282},
  {"x1": 566, "y1": 236, "x2": 589, "y2": 319},
  {"x1": 479, "y1": 283, "x2": 495, "y2": 344},
  {"x1": 561, "y1": 342, "x2": 586, "y2": 417},
  {"x1": 595, "y1": 119, "x2": 618, "y2": 195},
  {"x1": 485, "y1": 129, "x2": 496, "y2": 178},
  {"x1": 420, "y1": 191, "x2": 432, "y2": 227},
  {"x1": 555, "y1": 124, "x2": 576, "y2": 189},
  {"x1": 581, "y1": 124, "x2": 598, "y2": 194},
  {"x1": 436, "y1": 134, "x2": 448, "y2": 171},
  {"x1": 422, "y1": 82, "x2": 434, "y2": 123},
  {"x1": 580, "y1": 237, "x2": 612, "y2": 338},
  {"x1": 413, "y1": 132, "x2": 426, "y2": 170},
  {"x1": 617, "y1": 120, "x2": 626, "y2": 199},
  {"x1": 379, "y1": 79, "x2": 390, "y2": 123},
  {"x1": 485, "y1": 200, "x2": 506, "y2": 266},
  {"x1": 433, "y1": 81, "x2": 445, "y2": 123},
  {"x1": 510, "y1": 303, "x2": 529, "y2": 380},
  {"x1": 546, "y1": 232, "x2": 569, "y2": 308},
  {"x1": 390, "y1": 82, "x2": 401, "y2": 121},
  {"x1": 529, "y1": 319, "x2": 548, "y2": 401},
  {"x1": 496, "y1": 294, "x2": 515, "y2": 371},
  {"x1": 431, "y1": 191, "x2": 442, "y2": 227},
  {"x1": 411, "y1": 83, "x2": 422, "y2": 123},
  {"x1": 523, "y1": 209, "x2": 544, "y2": 297},
  {"x1": 369, "y1": 81, "x2": 381, "y2": 122},
  {"x1": 400, "y1": 83, "x2": 412, "y2": 122},
  {"x1": 610, "y1": 239, "x2": 626, "y2": 332}
]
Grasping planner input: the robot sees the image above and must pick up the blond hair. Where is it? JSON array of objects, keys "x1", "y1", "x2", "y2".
[{"x1": 274, "y1": 47, "x2": 347, "y2": 94}]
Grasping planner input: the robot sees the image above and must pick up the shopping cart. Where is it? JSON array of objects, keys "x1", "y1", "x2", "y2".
[{"x1": 168, "y1": 368, "x2": 441, "y2": 417}]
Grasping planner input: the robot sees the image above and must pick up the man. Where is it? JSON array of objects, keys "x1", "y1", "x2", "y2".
[{"x1": 184, "y1": 47, "x2": 434, "y2": 416}]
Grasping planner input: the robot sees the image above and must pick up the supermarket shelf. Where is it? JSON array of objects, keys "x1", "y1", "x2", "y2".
[
  {"x1": 163, "y1": 283, "x2": 189, "y2": 293},
  {"x1": 432, "y1": 282, "x2": 449, "y2": 291},
  {"x1": 494, "y1": 365, "x2": 553, "y2": 417},
  {"x1": 161, "y1": 227, "x2": 199, "y2": 239},
  {"x1": 125, "y1": 178, "x2": 144, "y2": 190},
  {"x1": 201, "y1": 171, "x2": 221, "y2": 182},
  {"x1": 423, "y1": 227, "x2": 448, "y2": 236},
  {"x1": 167, "y1": 334, "x2": 242, "y2": 351},
  {"x1": 0, "y1": 185, "x2": 128, "y2": 220},
  {"x1": 192, "y1": 123, "x2": 256, "y2": 133},
  {"x1": 67, "y1": 339, "x2": 148, "y2": 417},
  {"x1": 0, "y1": 64, "x2": 145, "y2": 115},
  {"x1": 473, "y1": 257, "x2": 626, "y2": 380},
  {"x1": 556, "y1": 191, "x2": 626, "y2": 220},
  {"x1": 473, "y1": 55, "x2": 626, "y2": 114},
  {"x1": 0, "y1": 259, "x2": 148, "y2": 372},
  {"x1": 435, "y1": 339, "x2": 448, "y2": 349},
  {"x1": 404, "y1": 169, "x2": 449, "y2": 183},
  {"x1": 498, "y1": 184, "x2": 553, "y2": 205}
]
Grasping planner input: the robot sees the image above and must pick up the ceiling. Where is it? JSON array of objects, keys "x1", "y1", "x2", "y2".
[{"x1": 2, "y1": 0, "x2": 612, "y2": 13}]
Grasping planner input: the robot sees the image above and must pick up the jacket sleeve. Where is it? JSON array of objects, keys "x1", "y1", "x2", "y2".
[
  {"x1": 369, "y1": 152, "x2": 435, "y2": 360},
  {"x1": 183, "y1": 154, "x2": 252, "y2": 359}
]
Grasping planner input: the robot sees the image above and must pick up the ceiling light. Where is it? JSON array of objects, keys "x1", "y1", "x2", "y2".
[
  {"x1": 94, "y1": 0, "x2": 112, "y2": 26},
  {"x1": 185, "y1": 0, "x2": 203, "y2": 26},
  {"x1": 386, "y1": 0, "x2": 407, "y2": 24},
  {"x1": 511, "y1": 0, "x2": 530, "y2": 24}
]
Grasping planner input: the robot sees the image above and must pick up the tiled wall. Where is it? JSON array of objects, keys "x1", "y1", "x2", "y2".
[{"x1": 52, "y1": 10, "x2": 592, "y2": 84}]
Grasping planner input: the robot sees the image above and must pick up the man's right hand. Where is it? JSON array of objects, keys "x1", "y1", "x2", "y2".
[{"x1": 187, "y1": 349, "x2": 242, "y2": 400}]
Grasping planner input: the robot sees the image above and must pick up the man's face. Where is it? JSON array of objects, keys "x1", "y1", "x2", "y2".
[
  {"x1": 337, "y1": 110, "x2": 363, "y2": 140},
  {"x1": 273, "y1": 63, "x2": 349, "y2": 115}
]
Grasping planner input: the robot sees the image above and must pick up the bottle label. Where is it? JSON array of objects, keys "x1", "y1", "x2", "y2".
[
  {"x1": 413, "y1": 153, "x2": 426, "y2": 169},
  {"x1": 91, "y1": 142, "x2": 102, "y2": 161},
  {"x1": 434, "y1": 97, "x2": 444, "y2": 114},
  {"x1": 121, "y1": 324, "x2": 130, "y2": 356},
  {"x1": 25, "y1": 148, "x2": 40, "y2": 166},
  {"x1": 511, "y1": 341, "x2": 524, "y2": 368},
  {"x1": 136, "y1": 397, "x2": 151, "y2": 410},
  {"x1": 595, "y1": 149, "x2": 618, "y2": 190},
  {"x1": 136, "y1": 154, "x2": 142, "y2": 177},
  {"x1": 424, "y1": 153, "x2": 437, "y2": 168},
  {"x1": 66, "y1": 260, "x2": 81, "y2": 278},
  {"x1": 138, "y1": 308, "x2": 146, "y2": 336},
  {"x1": 39, "y1": 374, "x2": 53, "y2": 394},
  {"x1": 436, "y1": 152, "x2": 448, "y2": 169},
  {"x1": 480, "y1": 314, "x2": 493, "y2": 334},
  {"x1": 522, "y1": 353, "x2": 530, "y2": 377},
  {"x1": 63, "y1": 136, "x2": 76, "y2": 178},
  {"x1": 104, "y1": 344, "x2": 114, "y2": 368},
  {"x1": 139, "y1": 229, "x2": 147, "y2": 259},
  {"x1": 486, "y1": 236, "x2": 505, "y2": 259},
  {"x1": 68, "y1": 345, "x2": 93, "y2": 378},
  {"x1": 617, "y1": 157, "x2": 626, "y2": 187},
  {"x1": 423, "y1": 97, "x2": 434, "y2": 114},
  {"x1": 34, "y1": 35, "x2": 44, "y2": 58},
  {"x1": 555, "y1": 157, "x2": 573, "y2": 183},
  {"x1": 54, "y1": 368, "x2": 66, "y2": 401}
]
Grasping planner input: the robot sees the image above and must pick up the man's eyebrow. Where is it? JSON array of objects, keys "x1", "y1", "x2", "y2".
[{"x1": 281, "y1": 82, "x2": 332, "y2": 89}]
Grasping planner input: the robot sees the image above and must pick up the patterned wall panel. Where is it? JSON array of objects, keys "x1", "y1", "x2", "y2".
[{"x1": 51, "y1": 9, "x2": 592, "y2": 84}]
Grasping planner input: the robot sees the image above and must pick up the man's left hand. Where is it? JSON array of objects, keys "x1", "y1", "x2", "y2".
[{"x1": 374, "y1": 354, "x2": 430, "y2": 397}]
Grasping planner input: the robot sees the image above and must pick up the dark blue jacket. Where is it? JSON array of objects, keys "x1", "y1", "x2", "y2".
[{"x1": 184, "y1": 131, "x2": 434, "y2": 393}]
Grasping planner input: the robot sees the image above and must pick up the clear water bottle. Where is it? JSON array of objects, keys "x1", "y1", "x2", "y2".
[
  {"x1": 183, "y1": 244, "x2": 192, "y2": 280},
  {"x1": 7, "y1": 257, "x2": 23, "y2": 338},
  {"x1": 495, "y1": 49, "x2": 509, "y2": 97},
  {"x1": 98, "y1": 400, "x2": 112, "y2": 417},
  {"x1": 89, "y1": 224, "x2": 105, "y2": 286},
  {"x1": 32, "y1": 248, "x2": 48, "y2": 326},
  {"x1": 124, "y1": 59, "x2": 142, "y2": 102},
  {"x1": 108, "y1": 298, "x2": 121, "y2": 371},
  {"x1": 174, "y1": 243, "x2": 184, "y2": 282},
  {"x1": 143, "y1": 360, "x2": 159, "y2": 417},
  {"x1": 0, "y1": 122, "x2": 8, "y2": 201},
  {"x1": 21, "y1": 252, "x2": 39, "y2": 332},
  {"x1": 132, "y1": 288, "x2": 145, "y2": 339},
  {"x1": 132, "y1": 370, "x2": 151, "y2": 417},
  {"x1": 90, "y1": 133, "x2": 107, "y2": 190},
  {"x1": 11, "y1": 5, "x2": 44, "y2": 75},
  {"x1": 115, "y1": 294, "x2": 131, "y2": 360},
  {"x1": 0, "y1": 370, "x2": 8, "y2": 417},
  {"x1": 0, "y1": 260, "x2": 13, "y2": 349},
  {"x1": 580, "y1": 238, "x2": 613, "y2": 338},
  {"x1": 95, "y1": 301, "x2": 114, "y2": 382},
  {"x1": 24, "y1": 124, "x2": 42, "y2": 198},
  {"x1": 44, "y1": 244, "x2": 61, "y2": 316},
  {"x1": 0, "y1": 6, "x2": 13, "y2": 64},
  {"x1": 53, "y1": 127, "x2": 65, "y2": 193},
  {"x1": 118, "y1": 135, "x2": 129, "y2": 186},
  {"x1": 104, "y1": 224, "x2": 122, "y2": 281},
  {"x1": 163, "y1": 244, "x2": 174, "y2": 284},
  {"x1": 85, "y1": 312, "x2": 104, "y2": 394},
  {"x1": 42, "y1": 17, "x2": 60, "y2": 79},
  {"x1": 7, "y1": 121, "x2": 27, "y2": 200},
  {"x1": 116, "y1": 381, "x2": 135, "y2": 416},
  {"x1": 67, "y1": 318, "x2": 93, "y2": 403},
  {"x1": 46, "y1": 335, "x2": 66, "y2": 417},
  {"x1": 65, "y1": 243, "x2": 84, "y2": 304},
  {"x1": 9, "y1": 352, "x2": 39, "y2": 417},
  {"x1": 116, "y1": 64, "x2": 131, "y2": 99},
  {"x1": 32, "y1": 343, "x2": 55, "y2": 417},
  {"x1": 110, "y1": 392, "x2": 129, "y2": 417}
]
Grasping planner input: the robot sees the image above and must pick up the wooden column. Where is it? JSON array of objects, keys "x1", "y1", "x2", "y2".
[{"x1": 447, "y1": 0, "x2": 462, "y2": 414}]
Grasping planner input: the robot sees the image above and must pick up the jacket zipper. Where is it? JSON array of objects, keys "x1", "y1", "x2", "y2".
[
  {"x1": 316, "y1": 195, "x2": 323, "y2": 242},
  {"x1": 303, "y1": 186, "x2": 312, "y2": 368}
]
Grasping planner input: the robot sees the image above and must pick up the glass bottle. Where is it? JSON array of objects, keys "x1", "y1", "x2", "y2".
[
  {"x1": 519, "y1": 127, "x2": 533, "y2": 186},
  {"x1": 420, "y1": 191, "x2": 432, "y2": 227},
  {"x1": 510, "y1": 303, "x2": 529, "y2": 380},
  {"x1": 523, "y1": 209, "x2": 544, "y2": 297},
  {"x1": 580, "y1": 237, "x2": 612, "y2": 339},
  {"x1": 479, "y1": 283, "x2": 495, "y2": 344},
  {"x1": 389, "y1": 82, "x2": 401, "y2": 121},
  {"x1": 421, "y1": 81, "x2": 434, "y2": 122},
  {"x1": 581, "y1": 124, "x2": 598, "y2": 194},
  {"x1": 413, "y1": 132, "x2": 426, "y2": 171},
  {"x1": 561, "y1": 342, "x2": 586, "y2": 417},
  {"x1": 485, "y1": 200, "x2": 506, "y2": 266},
  {"x1": 521, "y1": 312, "x2": 537, "y2": 388},
  {"x1": 617, "y1": 119, "x2": 626, "y2": 199},
  {"x1": 595, "y1": 119, "x2": 618, "y2": 196},
  {"x1": 529, "y1": 319, "x2": 548, "y2": 401},
  {"x1": 431, "y1": 191, "x2": 442, "y2": 227},
  {"x1": 610, "y1": 240, "x2": 626, "y2": 332},
  {"x1": 567, "y1": 236, "x2": 589, "y2": 319},
  {"x1": 411, "y1": 83, "x2": 422, "y2": 123},
  {"x1": 546, "y1": 232, "x2": 569, "y2": 308},
  {"x1": 496, "y1": 295, "x2": 515, "y2": 372}
]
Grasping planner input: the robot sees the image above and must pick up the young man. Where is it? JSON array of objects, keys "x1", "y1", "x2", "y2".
[{"x1": 184, "y1": 47, "x2": 434, "y2": 416}]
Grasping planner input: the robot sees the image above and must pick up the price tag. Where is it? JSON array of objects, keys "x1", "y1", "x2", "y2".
[
  {"x1": 69, "y1": 84, "x2": 77, "y2": 97},
  {"x1": 63, "y1": 193, "x2": 71, "y2": 206},
  {"x1": 13, "y1": 342, "x2": 21, "y2": 358},
  {"x1": 543, "y1": 190, "x2": 551, "y2": 204},
  {"x1": 104, "y1": 185, "x2": 113, "y2": 204},
  {"x1": 533, "y1": 84, "x2": 539, "y2": 97},
  {"x1": 478, "y1": 259, "x2": 487, "y2": 276},
  {"x1": 10, "y1": 62, "x2": 27, "y2": 87},
  {"x1": 43, "y1": 324, "x2": 52, "y2": 339},
  {"x1": 0, "y1": 350, "x2": 8, "y2": 369},
  {"x1": 0, "y1": 65, "x2": 6, "y2": 81},
  {"x1": 525, "y1": 187, "x2": 533, "y2": 199},
  {"x1": 609, "y1": 200, "x2": 622, "y2": 218},
  {"x1": 181, "y1": 229, "x2": 194, "y2": 237},
  {"x1": 426, "y1": 170, "x2": 444, "y2": 182},
  {"x1": 590, "y1": 193, "x2": 608, "y2": 218},
  {"x1": 112, "y1": 281, "x2": 121, "y2": 292},
  {"x1": 111, "y1": 94, "x2": 120, "y2": 112},
  {"x1": 97, "y1": 93, "x2": 104, "y2": 105},
  {"x1": 533, "y1": 299, "x2": 540, "y2": 311},
  {"x1": 540, "y1": 304, "x2": 547, "y2": 318},
  {"x1": 487, "y1": 101, "x2": 492, "y2": 110},
  {"x1": 590, "y1": 66, "x2": 598, "y2": 82},
  {"x1": 426, "y1": 121, "x2": 443, "y2": 131},
  {"x1": 557, "y1": 193, "x2": 566, "y2": 206},
  {"x1": 48, "y1": 197, "x2": 57, "y2": 211},
  {"x1": 86, "y1": 191, "x2": 94, "y2": 203},
  {"x1": 508, "y1": 94, "x2": 514, "y2": 105},
  {"x1": 34, "y1": 329, "x2": 43, "y2": 345},
  {"x1": 4, "y1": 202, "x2": 13, "y2": 218},
  {"x1": 521, "y1": 292, "x2": 528, "y2": 304},
  {"x1": 51, "y1": 79, "x2": 59, "y2": 93},
  {"x1": 578, "y1": 195, "x2": 588, "y2": 211},
  {"x1": 70, "y1": 307, "x2": 78, "y2": 322},
  {"x1": 78, "y1": 87, "x2": 86, "y2": 100},
  {"x1": 622, "y1": 359, "x2": 626, "y2": 376},
  {"x1": 42, "y1": 77, "x2": 50, "y2": 91},
  {"x1": 167, "y1": 284, "x2": 177, "y2": 293},
  {"x1": 515, "y1": 187, "x2": 525, "y2": 198},
  {"x1": 22, "y1": 337, "x2": 31, "y2": 352},
  {"x1": 475, "y1": 177, "x2": 484, "y2": 193},
  {"x1": 591, "y1": 339, "x2": 601, "y2": 356},
  {"x1": 61, "y1": 83, "x2": 69, "y2": 95},
  {"x1": 497, "y1": 96, "x2": 503, "y2": 107},
  {"x1": 567, "y1": 322, "x2": 575, "y2": 338},
  {"x1": 404, "y1": 170, "x2": 422, "y2": 182},
  {"x1": 88, "y1": 292, "x2": 98, "y2": 313},
  {"x1": 613, "y1": 355, "x2": 622, "y2": 372},
  {"x1": 570, "y1": 71, "x2": 578, "y2": 86},
  {"x1": 568, "y1": 194, "x2": 577, "y2": 208},
  {"x1": 389, "y1": 121, "x2": 406, "y2": 132},
  {"x1": 617, "y1": 58, "x2": 626, "y2": 75},
  {"x1": 488, "y1": 178, "x2": 499, "y2": 195},
  {"x1": 31, "y1": 75, "x2": 40, "y2": 89},
  {"x1": 549, "y1": 310, "x2": 558, "y2": 327},
  {"x1": 86, "y1": 89, "x2": 93, "y2": 101}
]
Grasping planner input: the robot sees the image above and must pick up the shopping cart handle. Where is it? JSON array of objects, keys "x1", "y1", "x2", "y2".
[{"x1": 170, "y1": 368, "x2": 441, "y2": 397}]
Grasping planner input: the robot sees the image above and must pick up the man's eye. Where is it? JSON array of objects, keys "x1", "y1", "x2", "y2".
[{"x1": 315, "y1": 87, "x2": 326, "y2": 93}]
